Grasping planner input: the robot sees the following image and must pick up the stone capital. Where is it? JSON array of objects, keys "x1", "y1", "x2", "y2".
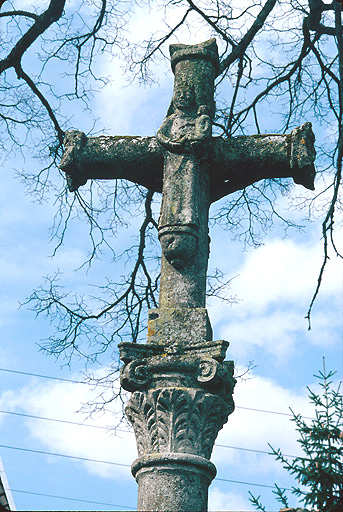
[
  {"x1": 125, "y1": 386, "x2": 233, "y2": 460},
  {"x1": 120, "y1": 348, "x2": 235, "y2": 395}
]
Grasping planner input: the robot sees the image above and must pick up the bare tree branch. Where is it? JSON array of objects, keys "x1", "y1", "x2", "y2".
[
  {"x1": 0, "y1": 0, "x2": 66, "y2": 74},
  {"x1": 2, "y1": 0, "x2": 342, "y2": 363},
  {"x1": 218, "y1": 0, "x2": 278, "y2": 74},
  {"x1": 15, "y1": 65, "x2": 64, "y2": 144},
  {"x1": 185, "y1": 0, "x2": 236, "y2": 47},
  {"x1": 306, "y1": 0, "x2": 343, "y2": 328},
  {"x1": 0, "y1": 11, "x2": 39, "y2": 20}
]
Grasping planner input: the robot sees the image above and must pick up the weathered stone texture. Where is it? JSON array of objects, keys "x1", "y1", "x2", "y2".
[
  {"x1": 147, "y1": 307, "x2": 212, "y2": 347},
  {"x1": 126, "y1": 387, "x2": 230, "y2": 458},
  {"x1": 60, "y1": 125, "x2": 316, "y2": 198},
  {"x1": 133, "y1": 454, "x2": 215, "y2": 512}
]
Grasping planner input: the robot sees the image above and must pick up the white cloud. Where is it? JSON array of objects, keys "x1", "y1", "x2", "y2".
[
  {"x1": 212, "y1": 372, "x2": 313, "y2": 475},
  {"x1": 229, "y1": 238, "x2": 341, "y2": 311},
  {"x1": 209, "y1": 235, "x2": 342, "y2": 360},
  {"x1": 0, "y1": 374, "x2": 136, "y2": 480},
  {"x1": 209, "y1": 487, "x2": 253, "y2": 511},
  {"x1": 220, "y1": 308, "x2": 339, "y2": 361}
]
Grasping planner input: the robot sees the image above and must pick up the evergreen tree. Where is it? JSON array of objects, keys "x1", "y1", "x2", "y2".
[{"x1": 250, "y1": 361, "x2": 343, "y2": 512}]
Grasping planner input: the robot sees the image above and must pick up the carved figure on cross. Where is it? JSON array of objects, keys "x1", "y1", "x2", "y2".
[{"x1": 156, "y1": 84, "x2": 211, "y2": 270}]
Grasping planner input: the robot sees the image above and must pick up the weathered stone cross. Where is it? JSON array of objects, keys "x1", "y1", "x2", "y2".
[{"x1": 61, "y1": 39, "x2": 315, "y2": 512}]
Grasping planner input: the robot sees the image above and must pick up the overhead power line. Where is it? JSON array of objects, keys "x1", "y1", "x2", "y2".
[
  {"x1": 0, "y1": 367, "x2": 314, "y2": 419},
  {"x1": 0, "y1": 409, "x2": 122, "y2": 431},
  {"x1": 215, "y1": 477, "x2": 292, "y2": 491},
  {"x1": 0, "y1": 442, "x2": 293, "y2": 491},
  {"x1": 0, "y1": 408, "x2": 298, "y2": 458},
  {"x1": 215, "y1": 444, "x2": 296, "y2": 459},
  {"x1": 0, "y1": 367, "x2": 85, "y2": 384},
  {"x1": 0, "y1": 443, "x2": 131, "y2": 468},
  {"x1": 8, "y1": 488, "x2": 136, "y2": 510},
  {"x1": 238, "y1": 405, "x2": 296, "y2": 418}
]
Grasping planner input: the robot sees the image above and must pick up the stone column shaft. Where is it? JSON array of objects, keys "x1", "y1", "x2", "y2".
[{"x1": 134, "y1": 455, "x2": 216, "y2": 511}]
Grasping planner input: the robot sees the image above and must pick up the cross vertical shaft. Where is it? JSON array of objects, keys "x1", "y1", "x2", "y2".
[
  {"x1": 119, "y1": 40, "x2": 236, "y2": 511},
  {"x1": 157, "y1": 41, "x2": 218, "y2": 310}
]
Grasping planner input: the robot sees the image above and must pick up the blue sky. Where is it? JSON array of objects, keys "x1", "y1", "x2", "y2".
[
  {"x1": 0, "y1": 150, "x2": 342, "y2": 511},
  {"x1": 1, "y1": 1, "x2": 343, "y2": 510}
]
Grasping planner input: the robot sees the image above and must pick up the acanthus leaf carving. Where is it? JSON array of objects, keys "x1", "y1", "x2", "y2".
[
  {"x1": 154, "y1": 388, "x2": 190, "y2": 452},
  {"x1": 126, "y1": 387, "x2": 231, "y2": 459},
  {"x1": 145, "y1": 396, "x2": 159, "y2": 453},
  {"x1": 170, "y1": 389, "x2": 195, "y2": 453},
  {"x1": 200, "y1": 396, "x2": 227, "y2": 459},
  {"x1": 125, "y1": 391, "x2": 149, "y2": 456}
]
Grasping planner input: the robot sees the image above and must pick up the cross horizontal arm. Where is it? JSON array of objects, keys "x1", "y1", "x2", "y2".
[
  {"x1": 60, "y1": 130, "x2": 164, "y2": 192},
  {"x1": 210, "y1": 122, "x2": 316, "y2": 200},
  {"x1": 60, "y1": 123, "x2": 315, "y2": 201}
]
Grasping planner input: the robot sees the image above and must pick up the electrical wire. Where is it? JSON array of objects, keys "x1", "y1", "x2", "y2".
[
  {"x1": 0, "y1": 367, "x2": 85, "y2": 385},
  {"x1": 7, "y1": 488, "x2": 136, "y2": 510},
  {"x1": 237, "y1": 405, "x2": 313, "y2": 419},
  {"x1": 0, "y1": 443, "x2": 289, "y2": 491},
  {"x1": 0, "y1": 409, "x2": 122, "y2": 431},
  {"x1": 215, "y1": 444, "x2": 296, "y2": 459},
  {"x1": 0, "y1": 444, "x2": 131, "y2": 468},
  {"x1": 0, "y1": 408, "x2": 298, "y2": 458},
  {"x1": 215, "y1": 477, "x2": 292, "y2": 490},
  {"x1": 0, "y1": 366, "x2": 314, "y2": 419}
]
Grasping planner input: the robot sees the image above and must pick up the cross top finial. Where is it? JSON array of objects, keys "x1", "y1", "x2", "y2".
[
  {"x1": 169, "y1": 38, "x2": 220, "y2": 72},
  {"x1": 168, "y1": 39, "x2": 219, "y2": 119}
]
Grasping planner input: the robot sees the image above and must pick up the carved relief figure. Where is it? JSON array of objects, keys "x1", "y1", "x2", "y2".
[{"x1": 156, "y1": 84, "x2": 212, "y2": 269}]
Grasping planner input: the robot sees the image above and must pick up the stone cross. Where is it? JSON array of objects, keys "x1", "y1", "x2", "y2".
[{"x1": 60, "y1": 39, "x2": 316, "y2": 512}]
